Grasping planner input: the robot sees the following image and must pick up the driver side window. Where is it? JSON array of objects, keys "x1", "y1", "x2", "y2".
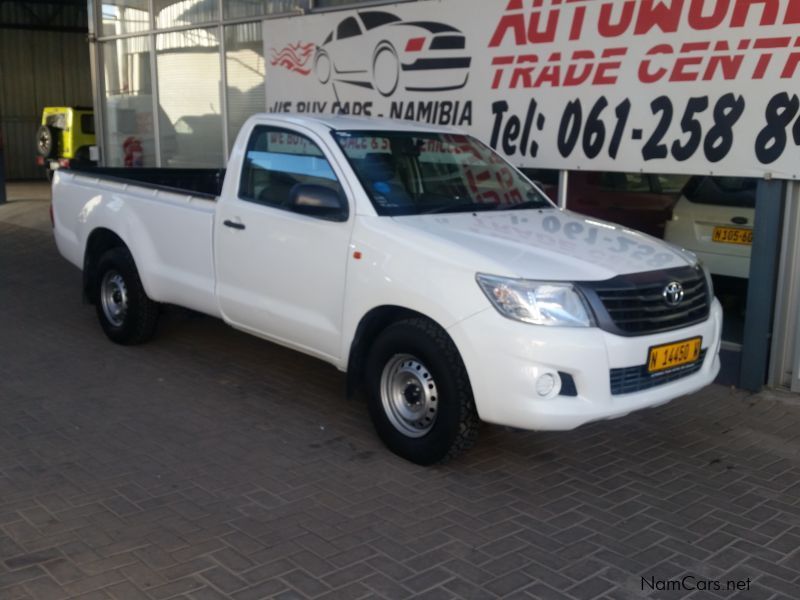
[{"x1": 239, "y1": 126, "x2": 344, "y2": 214}]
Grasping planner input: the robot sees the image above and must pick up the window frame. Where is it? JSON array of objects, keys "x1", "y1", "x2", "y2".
[{"x1": 238, "y1": 124, "x2": 349, "y2": 222}]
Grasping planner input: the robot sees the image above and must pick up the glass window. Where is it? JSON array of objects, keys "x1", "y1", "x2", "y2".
[
  {"x1": 683, "y1": 176, "x2": 757, "y2": 208},
  {"x1": 337, "y1": 17, "x2": 361, "y2": 40},
  {"x1": 360, "y1": 11, "x2": 401, "y2": 30},
  {"x1": 224, "y1": 0, "x2": 310, "y2": 20},
  {"x1": 101, "y1": 0, "x2": 149, "y2": 36},
  {"x1": 240, "y1": 126, "x2": 342, "y2": 209},
  {"x1": 156, "y1": 28, "x2": 223, "y2": 167},
  {"x1": 80, "y1": 114, "x2": 96, "y2": 135},
  {"x1": 154, "y1": 0, "x2": 217, "y2": 29},
  {"x1": 334, "y1": 130, "x2": 551, "y2": 216},
  {"x1": 599, "y1": 172, "x2": 650, "y2": 192},
  {"x1": 225, "y1": 23, "x2": 265, "y2": 151},
  {"x1": 102, "y1": 37, "x2": 157, "y2": 167},
  {"x1": 656, "y1": 174, "x2": 691, "y2": 193},
  {"x1": 316, "y1": 0, "x2": 374, "y2": 6}
]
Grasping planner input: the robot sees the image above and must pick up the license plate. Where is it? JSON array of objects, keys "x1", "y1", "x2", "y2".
[
  {"x1": 647, "y1": 337, "x2": 702, "y2": 374},
  {"x1": 712, "y1": 226, "x2": 752, "y2": 245}
]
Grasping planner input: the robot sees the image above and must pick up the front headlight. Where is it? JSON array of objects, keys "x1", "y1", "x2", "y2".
[{"x1": 476, "y1": 274, "x2": 593, "y2": 327}]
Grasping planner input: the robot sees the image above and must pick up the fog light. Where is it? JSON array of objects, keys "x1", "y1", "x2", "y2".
[{"x1": 535, "y1": 372, "x2": 561, "y2": 398}]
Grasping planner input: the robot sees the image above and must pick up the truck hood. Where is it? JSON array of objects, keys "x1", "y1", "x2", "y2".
[{"x1": 393, "y1": 208, "x2": 691, "y2": 281}]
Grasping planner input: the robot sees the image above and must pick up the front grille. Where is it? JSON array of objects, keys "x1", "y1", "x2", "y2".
[
  {"x1": 610, "y1": 350, "x2": 707, "y2": 395},
  {"x1": 578, "y1": 266, "x2": 710, "y2": 336}
]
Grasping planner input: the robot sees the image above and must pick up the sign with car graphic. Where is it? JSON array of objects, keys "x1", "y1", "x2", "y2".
[{"x1": 264, "y1": 0, "x2": 800, "y2": 179}]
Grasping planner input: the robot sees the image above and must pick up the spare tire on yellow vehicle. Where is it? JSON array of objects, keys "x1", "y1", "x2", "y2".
[
  {"x1": 36, "y1": 125, "x2": 59, "y2": 159},
  {"x1": 36, "y1": 106, "x2": 96, "y2": 181}
]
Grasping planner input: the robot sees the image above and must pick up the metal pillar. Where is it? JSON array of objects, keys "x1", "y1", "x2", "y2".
[
  {"x1": 0, "y1": 125, "x2": 6, "y2": 204},
  {"x1": 558, "y1": 170, "x2": 569, "y2": 209},
  {"x1": 740, "y1": 179, "x2": 786, "y2": 392}
]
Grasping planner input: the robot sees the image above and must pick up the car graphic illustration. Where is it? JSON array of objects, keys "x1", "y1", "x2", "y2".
[{"x1": 314, "y1": 11, "x2": 472, "y2": 96}]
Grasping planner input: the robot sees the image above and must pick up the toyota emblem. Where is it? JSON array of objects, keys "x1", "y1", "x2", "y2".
[{"x1": 663, "y1": 282, "x2": 685, "y2": 306}]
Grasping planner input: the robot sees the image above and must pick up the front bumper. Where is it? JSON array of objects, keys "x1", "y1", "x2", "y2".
[{"x1": 447, "y1": 299, "x2": 722, "y2": 431}]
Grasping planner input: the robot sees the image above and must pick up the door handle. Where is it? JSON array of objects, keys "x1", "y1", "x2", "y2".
[{"x1": 223, "y1": 219, "x2": 246, "y2": 230}]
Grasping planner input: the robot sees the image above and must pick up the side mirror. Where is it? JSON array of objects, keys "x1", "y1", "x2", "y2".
[{"x1": 288, "y1": 183, "x2": 348, "y2": 222}]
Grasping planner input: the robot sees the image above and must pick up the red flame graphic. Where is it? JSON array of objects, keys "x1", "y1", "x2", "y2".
[{"x1": 270, "y1": 42, "x2": 316, "y2": 75}]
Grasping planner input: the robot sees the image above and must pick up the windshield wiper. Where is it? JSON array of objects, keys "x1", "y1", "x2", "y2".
[
  {"x1": 422, "y1": 202, "x2": 499, "y2": 215},
  {"x1": 501, "y1": 199, "x2": 551, "y2": 211}
]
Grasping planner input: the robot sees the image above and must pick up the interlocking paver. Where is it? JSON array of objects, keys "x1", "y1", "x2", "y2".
[{"x1": 3, "y1": 192, "x2": 800, "y2": 599}]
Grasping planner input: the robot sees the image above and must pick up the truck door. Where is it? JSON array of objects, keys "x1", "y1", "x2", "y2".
[{"x1": 214, "y1": 124, "x2": 354, "y2": 361}]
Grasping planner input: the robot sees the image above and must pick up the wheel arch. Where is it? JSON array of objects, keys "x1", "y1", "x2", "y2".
[
  {"x1": 82, "y1": 228, "x2": 129, "y2": 303},
  {"x1": 346, "y1": 305, "x2": 453, "y2": 398}
]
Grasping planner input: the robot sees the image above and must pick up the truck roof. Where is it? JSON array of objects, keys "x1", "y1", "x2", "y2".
[{"x1": 262, "y1": 113, "x2": 465, "y2": 134}]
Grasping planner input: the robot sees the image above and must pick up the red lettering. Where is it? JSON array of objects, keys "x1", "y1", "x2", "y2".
[
  {"x1": 731, "y1": 0, "x2": 780, "y2": 27},
  {"x1": 489, "y1": 7, "x2": 527, "y2": 47},
  {"x1": 787, "y1": 0, "x2": 800, "y2": 23},
  {"x1": 528, "y1": 9, "x2": 560, "y2": 43},
  {"x1": 511, "y1": 55, "x2": 538, "y2": 88},
  {"x1": 564, "y1": 50, "x2": 594, "y2": 86},
  {"x1": 703, "y1": 43, "x2": 744, "y2": 80},
  {"x1": 594, "y1": 48, "x2": 626, "y2": 84},
  {"x1": 535, "y1": 64, "x2": 561, "y2": 87},
  {"x1": 671, "y1": 57, "x2": 702, "y2": 81},
  {"x1": 635, "y1": 0, "x2": 684, "y2": 35},
  {"x1": 781, "y1": 51, "x2": 800, "y2": 78},
  {"x1": 569, "y1": 5, "x2": 587, "y2": 40},
  {"x1": 687, "y1": 0, "x2": 730, "y2": 30},
  {"x1": 598, "y1": 1, "x2": 635, "y2": 37},
  {"x1": 491, "y1": 55, "x2": 514, "y2": 89},
  {"x1": 639, "y1": 44, "x2": 672, "y2": 83},
  {"x1": 752, "y1": 54, "x2": 773, "y2": 78}
]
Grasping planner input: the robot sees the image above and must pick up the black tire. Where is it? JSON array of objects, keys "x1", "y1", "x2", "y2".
[
  {"x1": 372, "y1": 42, "x2": 400, "y2": 97},
  {"x1": 365, "y1": 317, "x2": 479, "y2": 465},
  {"x1": 315, "y1": 50, "x2": 331, "y2": 85},
  {"x1": 93, "y1": 248, "x2": 159, "y2": 345},
  {"x1": 36, "y1": 125, "x2": 58, "y2": 158}
]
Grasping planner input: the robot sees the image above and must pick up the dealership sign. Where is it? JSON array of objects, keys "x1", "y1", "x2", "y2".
[{"x1": 264, "y1": 0, "x2": 800, "y2": 179}]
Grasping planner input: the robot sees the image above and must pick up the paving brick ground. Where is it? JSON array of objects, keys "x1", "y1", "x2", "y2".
[{"x1": 2, "y1": 187, "x2": 800, "y2": 599}]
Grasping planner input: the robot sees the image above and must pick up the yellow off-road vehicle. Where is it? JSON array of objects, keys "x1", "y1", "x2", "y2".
[{"x1": 36, "y1": 106, "x2": 96, "y2": 181}]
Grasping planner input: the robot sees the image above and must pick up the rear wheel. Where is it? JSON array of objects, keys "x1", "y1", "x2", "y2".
[
  {"x1": 366, "y1": 317, "x2": 479, "y2": 465},
  {"x1": 93, "y1": 248, "x2": 159, "y2": 345}
]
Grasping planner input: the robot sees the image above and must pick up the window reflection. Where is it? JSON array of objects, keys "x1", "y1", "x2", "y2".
[
  {"x1": 154, "y1": 0, "x2": 217, "y2": 29},
  {"x1": 102, "y1": 36, "x2": 156, "y2": 166},
  {"x1": 156, "y1": 28, "x2": 223, "y2": 167},
  {"x1": 101, "y1": 0, "x2": 149, "y2": 36},
  {"x1": 226, "y1": 23, "x2": 265, "y2": 150},
  {"x1": 224, "y1": 0, "x2": 310, "y2": 20}
]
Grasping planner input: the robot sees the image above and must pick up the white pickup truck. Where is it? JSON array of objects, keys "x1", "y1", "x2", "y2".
[{"x1": 53, "y1": 114, "x2": 722, "y2": 465}]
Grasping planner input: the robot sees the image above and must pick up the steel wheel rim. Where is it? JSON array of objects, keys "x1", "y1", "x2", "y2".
[
  {"x1": 380, "y1": 353, "x2": 438, "y2": 438},
  {"x1": 100, "y1": 270, "x2": 128, "y2": 327}
]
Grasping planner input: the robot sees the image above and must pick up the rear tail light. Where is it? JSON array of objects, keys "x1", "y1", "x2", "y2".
[
  {"x1": 36, "y1": 156, "x2": 44, "y2": 166},
  {"x1": 405, "y1": 37, "x2": 426, "y2": 52},
  {"x1": 58, "y1": 158, "x2": 71, "y2": 168}
]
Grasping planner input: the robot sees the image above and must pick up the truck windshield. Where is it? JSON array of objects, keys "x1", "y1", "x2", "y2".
[{"x1": 332, "y1": 130, "x2": 553, "y2": 216}]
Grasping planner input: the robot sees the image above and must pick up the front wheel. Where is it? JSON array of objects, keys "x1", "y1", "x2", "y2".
[
  {"x1": 93, "y1": 248, "x2": 159, "y2": 345},
  {"x1": 366, "y1": 317, "x2": 479, "y2": 465}
]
